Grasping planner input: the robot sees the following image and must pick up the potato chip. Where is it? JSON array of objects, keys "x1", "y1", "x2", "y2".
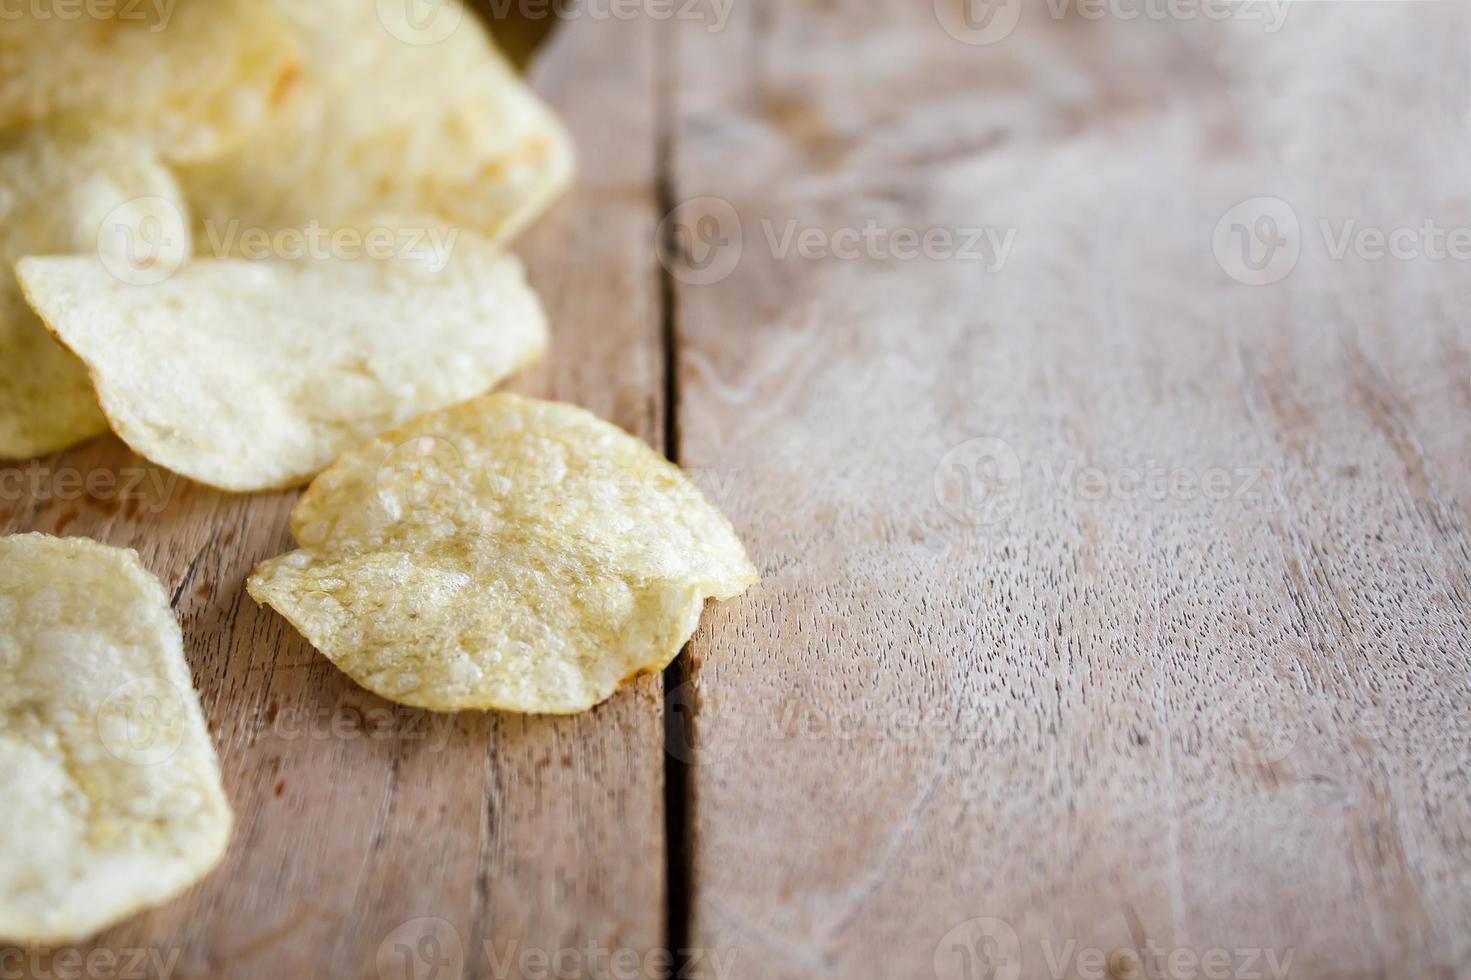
[
  {"x1": 0, "y1": 0, "x2": 299, "y2": 163},
  {"x1": 178, "y1": 0, "x2": 573, "y2": 246},
  {"x1": 0, "y1": 534, "x2": 232, "y2": 944},
  {"x1": 247, "y1": 393, "x2": 757, "y2": 713},
  {"x1": 15, "y1": 238, "x2": 547, "y2": 491},
  {"x1": 0, "y1": 124, "x2": 192, "y2": 460}
]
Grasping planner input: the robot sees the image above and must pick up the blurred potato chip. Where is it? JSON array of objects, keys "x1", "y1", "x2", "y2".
[
  {"x1": 0, "y1": 123, "x2": 192, "y2": 460},
  {"x1": 247, "y1": 393, "x2": 757, "y2": 714},
  {"x1": 0, "y1": 534, "x2": 232, "y2": 944},
  {"x1": 179, "y1": 0, "x2": 574, "y2": 246},
  {"x1": 0, "y1": 0, "x2": 300, "y2": 163},
  {"x1": 15, "y1": 236, "x2": 547, "y2": 491}
]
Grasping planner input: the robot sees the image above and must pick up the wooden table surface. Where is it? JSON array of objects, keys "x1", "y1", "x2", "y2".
[{"x1": 5, "y1": 2, "x2": 1470, "y2": 978}]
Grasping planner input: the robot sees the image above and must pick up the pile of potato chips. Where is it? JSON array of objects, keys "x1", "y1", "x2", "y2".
[
  {"x1": 0, "y1": 0, "x2": 754, "y2": 944},
  {"x1": 1, "y1": 0, "x2": 571, "y2": 478}
]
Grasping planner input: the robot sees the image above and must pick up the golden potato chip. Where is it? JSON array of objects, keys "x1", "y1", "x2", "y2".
[
  {"x1": 0, "y1": 124, "x2": 192, "y2": 460},
  {"x1": 247, "y1": 393, "x2": 757, "y2": 713},
  {"x1": 15, "y1": 237, "x2": 547, "y2": 491},
  {"x1": 0, "y1": 0, "x2": 299, "y2": 163},
  {"x1": 179, "y1": 0, "x2": 573, "y2": 246},
  {"x1": 0, "y1": 534, "x2": 232, "y2": 944}
]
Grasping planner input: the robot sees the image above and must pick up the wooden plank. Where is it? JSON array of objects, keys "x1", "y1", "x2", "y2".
[
  {"x1": 670, "y1": 2, "x2": 1471, "y2": 977},
  {"x1": 1, "y1": 14, "x2": 669, "y2": 978}
]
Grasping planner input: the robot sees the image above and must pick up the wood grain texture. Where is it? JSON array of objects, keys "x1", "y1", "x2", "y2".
[
  {"x1": 669, "y1": 2, "x2": 1471, "y2": 978},
  {"x1": 1, "y1": 14, "x2": 669, "y2": 979},
  {"x1": 5, "y1": 3, "x2": 1471, "y2": 979}
]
